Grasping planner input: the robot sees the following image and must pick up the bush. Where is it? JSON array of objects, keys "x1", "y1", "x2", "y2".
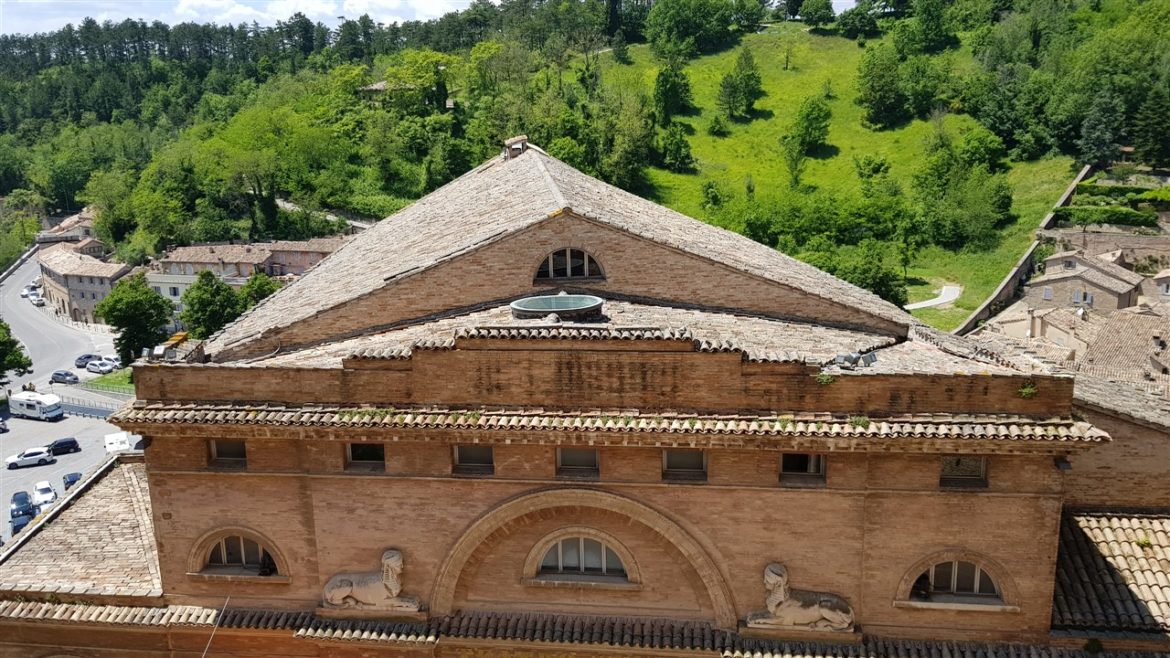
[
  {"x1": 1052, "y1": 205, "x2": 1159, "y2": 227},
  {"x1": 707, "y1": 114, "x2": 730, "y2": 137},
  {"x1": 1075, "y1": 182, "x2": 1155, "y2": 198}
]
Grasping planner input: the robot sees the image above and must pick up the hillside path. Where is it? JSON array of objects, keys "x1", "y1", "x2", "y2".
[{"x1": 905, "y1": 285, "x2": 963, "y2": 310}]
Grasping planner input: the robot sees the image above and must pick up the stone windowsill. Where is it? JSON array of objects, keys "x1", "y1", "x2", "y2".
[
  {"x1": 523, "y1": 577, "x2": 641, "y2": 592},
  {"x1": 894, "y1": 599, "x2": 1019, "y2": 613},
  {"x1": 187, "y1": 572, "x2": 291, "y2": 585}
]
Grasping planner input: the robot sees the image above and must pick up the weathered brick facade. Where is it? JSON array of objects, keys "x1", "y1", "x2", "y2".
[{"x1": 1, "y1": 143, "x2": 1165, "y2": 658}]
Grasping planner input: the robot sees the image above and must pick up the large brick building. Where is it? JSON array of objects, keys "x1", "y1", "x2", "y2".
[{"x1": 2, "y1": 140, "x2": 1169, "y2": 657}]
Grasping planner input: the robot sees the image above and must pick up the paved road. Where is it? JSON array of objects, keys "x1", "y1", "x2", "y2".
[
  {"x1": 0, "y1": 414, "x2": 123, "y2": 544},
  {"x1": 0, "y1": 257, "x2": 115, "y2": 392},
  {"x1": 905, "y1": 284, "x2": 963, "y2": 311}
]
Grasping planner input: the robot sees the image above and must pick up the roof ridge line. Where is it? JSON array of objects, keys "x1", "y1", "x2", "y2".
[{"x1": 530, "y1": 151, "x2": 569, "y2": 214}]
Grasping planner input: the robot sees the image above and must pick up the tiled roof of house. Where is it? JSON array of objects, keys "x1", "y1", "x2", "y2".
[
  {"x1": 1030, "y1": 266, "x2": 1140, "y2": 296},
  {"x1": 204, "y1": 147, "x2": 912, "y2": 356},
  {"x1": 1073, "y1": 374, "x2": 1170, "y2": 431},
  {"x1": 0, "y1": 456, "x2": 160, "y2": 597},
  {"x1": 46, "y1": 207, "x2": 94, "y2": 234},
  {"x1": 1155, "y1": 268, "x2": 1170, "y2": 281},
  {"x1": 36, "y1": 243, "x2": 129, "y2": 279},
  {"x1": 111, "y1": 402, "x2": 1107, "y2": 450},
  {"x1": 1053, "y1": 511, "x2": 1170, "y2": 637},
  {"x1": 160, "y1": 243, "x2": 273, "y2": 265},
  {"x1": 263, "y1": 236, "x2": 350, "y2": 254},
  {"x1": 1045, "y1": 251, "x2": 1146, "y2": 287},
  {"x1": 240, "y1": 300, "x2": 896, "y2": 368},
  {"x1": 1080, "y1": 309, "x2": 1170, "y2": 378}
]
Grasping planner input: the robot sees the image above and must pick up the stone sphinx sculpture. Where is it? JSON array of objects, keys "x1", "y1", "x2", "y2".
[
  {"x1": 322, "y1": 549, "x2": 420, "y2": 611},
  {"x1": 746, "y1": 563, "x2": 854, "y2": 631}
]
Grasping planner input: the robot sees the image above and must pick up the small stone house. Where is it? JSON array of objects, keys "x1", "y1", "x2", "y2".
[
  {"x1": 1026, "y1": 250, "x2": 1143, "y2": 310},
  {"x1": 36, "y1": 242, "x2": 130, "y2": 323}
]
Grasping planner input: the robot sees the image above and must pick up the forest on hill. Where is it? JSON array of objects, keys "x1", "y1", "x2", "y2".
[{"x1": 0, "y1": 0, "x2": 1167, "y2": 328}]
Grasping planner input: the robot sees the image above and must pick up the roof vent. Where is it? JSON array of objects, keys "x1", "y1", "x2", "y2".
[
  {"x1": 503, "y1": 135, "x2": 529, "y2": 160},
  {"x1": 510, "y1": 293, "x2": 603, "y2": 320},
  {"x1": 834, "y1": 351, "x2": 877, "y2": 369}
]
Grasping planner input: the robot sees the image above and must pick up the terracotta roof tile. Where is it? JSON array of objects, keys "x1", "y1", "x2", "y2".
[
  {"x1": 0, "y1": 456, "x2": 159, "y2": 597},
  {"x1": 205, "y1": 147, "x2": 911, "y2": 356},
  {"x1": 1053, "y1": 511, "x2": 1170, "y2": 636},
  {"x1": 36, "y1": 243, "x2": 129, "y2": 279},
  {"x1": 161, "y1": 243, "x2": 273, "y2": 265},
  {"x1": 111, "y1": 402, "x2": 1108, "y2": 448}
]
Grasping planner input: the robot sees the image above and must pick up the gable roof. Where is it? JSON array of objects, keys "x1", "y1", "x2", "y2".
[
  {"x1": 1031, "y1": 266, "x2": 1140, "y2": 296},
  {"x1": 37, "y1": 243, "x2": 130, "y2": 279},
  {"x1": 204, "y1": 146, "x2": 912, "y2": 356}
]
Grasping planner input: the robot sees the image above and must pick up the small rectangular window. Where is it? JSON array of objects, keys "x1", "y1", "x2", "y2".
[
  {"x1": 557, "y1": 447, "x2": 599, "y2": 478},
  {"x1": 1063, "y1": 259, "x2": 1075, "y2": 270},
  {"x1": 346, "y1": 443, "x2": 385, "y2": 472},
  {"x1": 1072, "y1": 290, "x2": 1083, "y2": 303},
  {"x1": 662, "y1": 448, "x2": 706, "y2": 482},
  {"x1": 1084, "y1": 292, "x2": 1094, "y2": 306},
  {"x1": 940, "y1": 456, "x2": 987, "y2": 488},
  {"x1": 209, "y1": 440, "x2": 246, "y2": 469},
  {"x1": 454, "y1": 445, "x2": 494, "y2": 475},
  {"x1": 1042, "y1": 286, "x2": 1053, "y2": 301},
  {"x1": 780, "y1": 453, "x2": 826, "y2": 486},
  {"x1": 170, "y1": 286, "x2": 180, "y2": 297}
]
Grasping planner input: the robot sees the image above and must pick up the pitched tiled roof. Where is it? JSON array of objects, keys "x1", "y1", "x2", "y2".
[
  {"x1": 1073, "y1": 375, "x2": 1170, "y2": 431},
  {"x1": 111, "y1": 402, "x2": 1108, "y2": 449},
  {"x1": 205, "y1": 147, "x2": 911, "y2": 356},
  {"x1": 161, "y1": 243, "x2": 273, "y2": 265},
  {"x1": 36, "y1": 243, "x2": 129, "y2": 279},
  {"x1": 244, "y1": 299, "x2": 895, "y2": 368},
  {"x1": 0, "y1": 456, "x2": 160, "y2": 597},
  {"x1": 1045, "y1": 251, "x2": 1146, "y2": 287},
  {"x1": 1031, "y1": 266, "x2": 1139, "y2": 296},
  {"x1": 264, "y1": 236, "x2": 350, "y2": 254},
  {"x1": 1080, "y1": 309, "x2": 1170, "y2": 380},
  {"x1": 1053, "y1": 511, "x2": 1170, "y2": 637}
]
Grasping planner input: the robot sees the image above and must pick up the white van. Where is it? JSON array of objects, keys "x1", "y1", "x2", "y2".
[{"x1": 8, "y1": 392, "x2": 65, "y2": 421}]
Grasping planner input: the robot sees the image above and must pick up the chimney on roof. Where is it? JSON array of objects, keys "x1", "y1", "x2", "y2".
[{"x1": 503, "y1": 135, "x2": 529, "y2": 160}]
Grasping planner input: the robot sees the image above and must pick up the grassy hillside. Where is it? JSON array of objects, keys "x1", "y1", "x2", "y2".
[{"x1": 602, "y1": 24, "x2": 1074, "y2": 331}]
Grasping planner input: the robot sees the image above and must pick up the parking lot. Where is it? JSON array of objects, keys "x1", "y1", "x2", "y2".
[{"x1": 0, "y1": 412, "x2": 123, "y2": 544}]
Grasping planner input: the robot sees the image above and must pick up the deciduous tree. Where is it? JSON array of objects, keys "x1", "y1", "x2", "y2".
[
  {"x1": 95, "y1": 273, "x2": 174, "y2": 365},
  {"x1": 0, "y1": 319, "x2": 32, "y2": 388},
  {"x1": 181, "y1": 270, "x2": 245, "y2": 339},
  {"x1": 1132, "y1": 86, "x2": 1170, "y2": 169}
]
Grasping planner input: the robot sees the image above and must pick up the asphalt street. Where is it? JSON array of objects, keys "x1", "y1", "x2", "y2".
[
  {"x1": 0, "y1": 256, "x2": 116, "y2": 391},
  {"x1": 0, "y1": 255, "x2": 128, "y2": 544}
]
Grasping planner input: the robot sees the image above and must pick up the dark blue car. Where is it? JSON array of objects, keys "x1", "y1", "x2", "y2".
[
  {"x1": 9, "y1": 491, "x2": 36, "y2": 519},
  {"x1": 63, "y1": 472, "x2": 82, "y2": 490},
  {"x1": 9, "y1": 514, "x2": 31, "y2": 535}
]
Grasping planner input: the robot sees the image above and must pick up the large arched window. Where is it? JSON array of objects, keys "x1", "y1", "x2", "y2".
[
  {"x1": 911, "y1": 559, "x2": 1001, "y2": 603},
  {"x1": 540, "y1": 536, "x2": 627, "y2": 579},
  {"x1": 535, "y1": 248, "x2": 604, "y2": 281},
  {"x1": 204, "y1": 535, "x2": 279, "y2": 576}
]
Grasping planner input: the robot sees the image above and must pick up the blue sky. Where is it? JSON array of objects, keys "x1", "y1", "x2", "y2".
[{"x1": 0, "y1": 0, "x2": 471, "y2": 35}]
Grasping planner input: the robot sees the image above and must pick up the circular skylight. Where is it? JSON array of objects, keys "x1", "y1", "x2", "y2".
[{"x1": 510, "y1": 294, "x2": 604, "y2": 320}]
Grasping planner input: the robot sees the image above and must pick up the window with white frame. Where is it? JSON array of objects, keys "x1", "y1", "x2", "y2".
[
  {"x1": 539, "y1": 537, "x2": 627, "y2": 580},
  {"x1": 204, "y1": 535, "x2": 279, "y2": 576},
  {"x1": 780, "y1": 453, "x2": 826, "y2": 485},
  {"x1": 535, "y1": 248, "x2": 604, "y2": 281},
  {"x1": 453, "y1": 445, "x2": 494, "y2": 475},
  {"x1": 662, "y1": 448, "x2": 706, "y2": 482},
  {"x1": 910, "y1": 560, "x2": 1001, "y2": 603},
  {"x1": 1042, "y1": 286, "x2": 1053, "y2": 301},
  {"x1": 939, "y1": 456, "x2": 987, "y2": 488},
  {"x1": 556, "y1": 447, "x2": 599, "y2": 478}
]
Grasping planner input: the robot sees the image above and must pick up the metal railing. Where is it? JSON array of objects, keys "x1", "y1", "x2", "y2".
[{"x1": 58, "y1": 395, "x2": 123, "y2": 419}]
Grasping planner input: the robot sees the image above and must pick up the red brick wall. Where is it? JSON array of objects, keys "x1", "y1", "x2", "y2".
[{"x1": 1065, "y1": 407, "x2": 1170, "y2": 507}]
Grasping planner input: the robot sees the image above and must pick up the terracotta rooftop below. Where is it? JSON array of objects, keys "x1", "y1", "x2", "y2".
[{"x1": 0, "y1": 456, "x2": 160, "y2": 598}]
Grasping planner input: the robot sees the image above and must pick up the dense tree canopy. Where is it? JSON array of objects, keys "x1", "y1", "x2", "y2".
[
  {"x1": 95, "y1": 273, "x2": 174, "y2": 364},
  {"x1": 0, "y1": 319, "x2": 32, "y2": 388}
]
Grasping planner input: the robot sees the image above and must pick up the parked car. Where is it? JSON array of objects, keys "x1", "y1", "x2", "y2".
[
  {"x1": 10, "y1": 514, "x2": 31, "y2": 536},
  {"x1": 74, "y1": 353, "x2": 102, "y2": 368},
  {"x1": 102, "y1": 355, "x2": 122, "y2": 368},
  {"x1": 86, "y1": 360, "x2": 114, "y2": 374},
  {"x1": 32, "y1": 481, "x2": 56, "y2": 507},
  {"x1": 63, "y1": 472, "x2": 82, "y2": 490},
  {"x1": 19, "y1": 286, "x2": 31, "y2": 298},
  {"x1": 5, "y1": 447, "x2": 55, "y2": 469},
  {"x1": 50, "y1": 370, "x2": 79, "y2": 384},
  {"x1": 32, "y1": 276, "x2": 41, "y2": 287},
  {"x1": 9, "y1": 491, "x2": 36, "y2": 519},
  {"x1": 0, "y1": 419, "x2": 7, "y2": 432},
  {"x1": 47, "y1": 437, "x2": 80, "y2": 455},
  {"x1": 29, "y1": 294, "x2": 44, "y2": 307}
]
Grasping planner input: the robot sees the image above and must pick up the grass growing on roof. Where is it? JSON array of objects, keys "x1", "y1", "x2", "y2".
[{"x1": 602, "y1": 25, "x2": 1074, "y2": 331}]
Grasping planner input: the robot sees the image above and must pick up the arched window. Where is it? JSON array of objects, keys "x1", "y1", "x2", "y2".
[
  {"x1": 535, "y1": 248, "x2": 604, "y2": 281},
  {"x1": 539, "y1": 536, "x2": 627, "y2": 580},
  {"x1": 911, "y1": 560, "x2": 1000, "y2": 603},
  {"x1": 204, "y1": 535, "x2": 279, "y2": 576}
]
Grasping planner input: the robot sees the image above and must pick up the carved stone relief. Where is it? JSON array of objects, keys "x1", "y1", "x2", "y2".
[
  {"x1": 322, "y1": 549, "x2": 420, "y2": 611},
  {"x1": 746, "y1": 562, "x2": 854, "y2": 631}
]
